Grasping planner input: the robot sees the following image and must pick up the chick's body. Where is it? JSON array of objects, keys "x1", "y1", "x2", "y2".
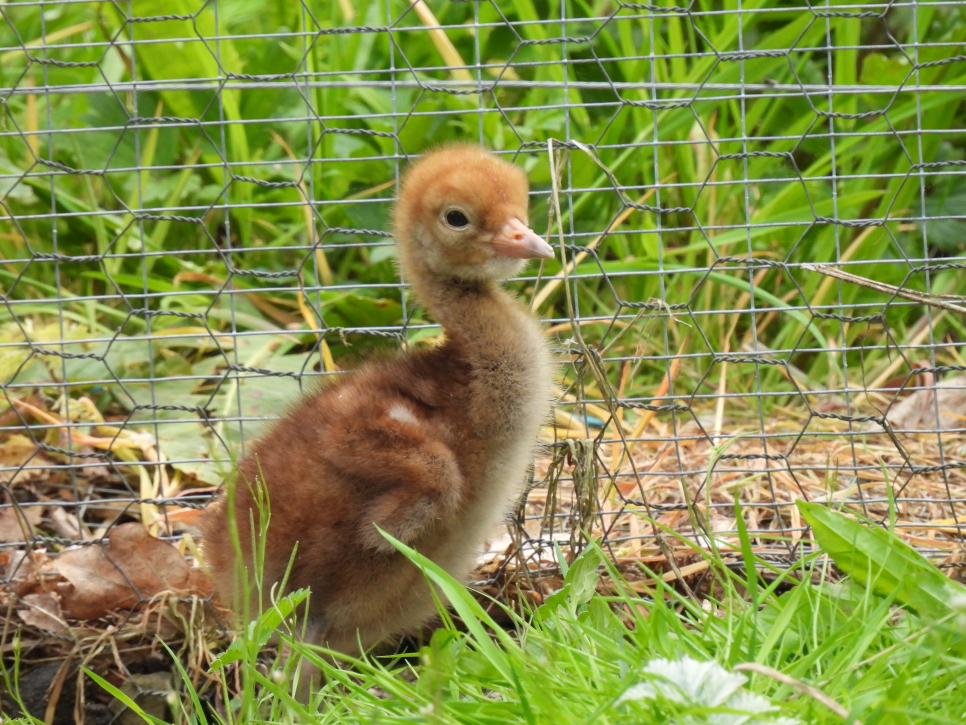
[{"x1": 200, "y1": 144, "x2": 554, "y2": 656}]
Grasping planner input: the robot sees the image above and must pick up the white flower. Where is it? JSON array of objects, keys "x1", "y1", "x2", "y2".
[{"x1": 616, "y1": 656, "x2": 800, "y2": 725}]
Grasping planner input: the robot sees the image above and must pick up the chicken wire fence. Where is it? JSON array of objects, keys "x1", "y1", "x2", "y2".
[{"x1": 1, "y1": 0, "x2": 966, "y2": 616}]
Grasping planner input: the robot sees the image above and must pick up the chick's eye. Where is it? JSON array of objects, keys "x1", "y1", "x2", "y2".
[{"x1": 444, "y1": 209, "x2": 469, "y2": 228}]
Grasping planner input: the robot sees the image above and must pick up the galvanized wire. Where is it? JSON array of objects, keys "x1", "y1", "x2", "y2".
[{"x1": 1, "y1": 0, "x2": 965, "y2": 610}]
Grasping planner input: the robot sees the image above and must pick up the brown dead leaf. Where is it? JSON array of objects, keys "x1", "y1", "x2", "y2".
[
  {"x1": 48, "y1": 506, "x2": 83, "y2": 540},
  {"x1": 18, "y1": 592, "x2": 67, "y2": 634},
  {"x1": 54, "y1": 523, "x2": 192, "y2": 619},
  {"x1": 0, "y1": 497, "x2": 44, "y2": 543},
  {"x1": 75, "y1": 446, "x2": 112, "y2": 482},
  {"x1": 1, "y1": 549, "x2": 40, "y2": 596},
  {"x1": 0, "y1": 434, "x2": 52, "y2": 486},
  {"x1": 886, "y1": 375, "x2": 966, "y2": 431}
]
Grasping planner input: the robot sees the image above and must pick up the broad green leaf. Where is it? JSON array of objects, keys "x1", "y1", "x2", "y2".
[
  {"x1": 901, "y1": 572, "x2": 966, "y2": 628},
  {"x1": 535, "y1": 583, "x2": 572, "y2": 621},
  {"x1": 226, "y1": 352, "x2": 316, "y2": 439},
  {"x1": 797, "y1": 500, "x2": 966, "y2": 623},
  {"x1": 563, "y1": 543, "x2": 603, "y2": 606},
  {"x1": 534, "y1": 543, "x2": 602, "y2": 621}
]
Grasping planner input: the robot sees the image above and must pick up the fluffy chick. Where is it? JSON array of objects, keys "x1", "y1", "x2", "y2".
[{"x1": 200, "y1": 144, "x2": 555, "y2": 670}]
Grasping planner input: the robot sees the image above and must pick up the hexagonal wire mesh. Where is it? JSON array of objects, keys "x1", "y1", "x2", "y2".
[{"x1": 1, "y1": 0, "x2": 965, "y2": 624}]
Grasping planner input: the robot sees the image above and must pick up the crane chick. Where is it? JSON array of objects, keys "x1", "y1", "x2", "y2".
[{"x1": 200, "y1": 144, "x2": 554, "y2": 683}]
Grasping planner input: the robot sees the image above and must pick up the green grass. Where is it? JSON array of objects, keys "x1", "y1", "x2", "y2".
[
  {"x1": 13, "y1": 501, "x2": 958, "y2": 725},
  {"x1": 4, "y1": 433, "x2": 965, "y2": 725},
  {"x1": 1, "y1": 0, "x2": 964, "y2": 416},
  {"x1": 3, "y1": 6, "x2": 966, "y2": 718}
]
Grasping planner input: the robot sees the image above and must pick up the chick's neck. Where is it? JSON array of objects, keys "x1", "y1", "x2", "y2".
[
  {"x1": 405, "y1": 254, "x2": 539, "y2": 357},
  {"x1": 416, "y1": 267, "x2": 546, "y2": 443},
  {"x1": 408, "y1": 265, "x2": 507, "y2": 340}
]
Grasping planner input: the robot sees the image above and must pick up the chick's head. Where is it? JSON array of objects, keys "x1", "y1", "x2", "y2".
[{"x1": 394, "y1": 145, "x2": 553, "y2": 283}]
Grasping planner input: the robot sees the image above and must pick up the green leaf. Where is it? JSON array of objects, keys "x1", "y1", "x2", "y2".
[
  {"x1": 154, "y1": 422, "x2": 228, "y2": 487},
  {"x1": 536, "y1": 584, "x2": 572, "y2": 620},
  {"x1": 861, "y1": 52, "x2": 913, "y2": 87},
  {"x1": 82, "y1": 669, "x2": 169, "y2": 725},
  {"x1": 112, "y1": 1, "x2": 252, "y2": 242},
  {"x1": 210, "y1": 587, "x2": 310, "y2": 669},
  {"x1": 901, "y1": 572, "x2": 966, "y2": 627},
  {"x1": 81, "y1": 271, "x2": 179, "y2": 294},
  {"x1": 159, "y1": 640, "x2": 210, "y2": 725},
  {"x1": 797, "y1": 500, "x2": 966, "y2": 623},
  {"x1": 377, "y1": 527, "x2": 517, "y2": 682},
  {"x1": 563, "y1": 544, "x2": 603, "y2": 606},
  {"x1": 756, "y1": 579, "x2": 807, "y2": 664},
  {"x1": 534, "y1": 544, "x2": 603, "y2": 621},
  {"x1": 553, "y1": 541, "x2": 569, "y2": 578},
  {"x1": 230, "y1": 352, "x2": 314, "y2": 436}
]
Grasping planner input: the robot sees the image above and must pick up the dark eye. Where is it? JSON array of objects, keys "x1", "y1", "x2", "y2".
[{"x1": 444, "y1": 209, "x2": 469, "y2": 228}]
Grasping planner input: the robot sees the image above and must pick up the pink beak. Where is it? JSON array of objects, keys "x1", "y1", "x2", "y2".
[{"x1": 490, "y1": 218, "x2": 554, "y2": 259}]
